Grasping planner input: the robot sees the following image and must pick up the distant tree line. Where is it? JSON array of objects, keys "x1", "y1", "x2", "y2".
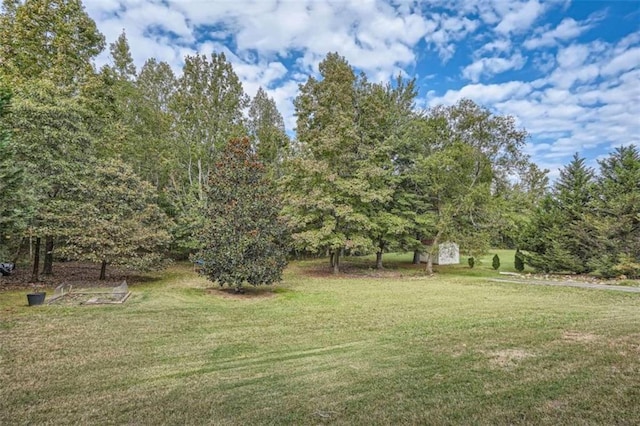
[{"x1": 1, "y1": 0, "x2": 637, "y2": 284}]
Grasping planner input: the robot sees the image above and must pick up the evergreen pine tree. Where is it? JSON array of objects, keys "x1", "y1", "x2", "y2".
[
  {"x1": 492, "y1": 254, "x2": 500, "y2": 270},
  {"x1": 514, "y1": 248, "x2": 525, "y2": 272}
]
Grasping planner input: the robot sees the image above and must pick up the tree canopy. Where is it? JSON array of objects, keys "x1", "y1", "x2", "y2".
[
  {"x1": 521, "y1": 148, "x2": 640, "y2": 278},
  {"x1": 198, "y1": 138, "x2": 290, "y2": 289}
]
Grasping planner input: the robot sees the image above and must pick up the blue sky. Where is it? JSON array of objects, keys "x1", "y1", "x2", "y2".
[{"x1": 85, "y1": 0, "x2": 640, "y2": 178}]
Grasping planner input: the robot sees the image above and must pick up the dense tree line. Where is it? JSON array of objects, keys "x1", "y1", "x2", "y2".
[
  {"x1": 1, "y1": 1, "x2": 636, "y2": 285},
  {"x1": 0, "y1": 0, "x2": 290, "y2": 282},
  {"x1": 520, "y1": 148, "x2": 640, "y2": 278},
  {"x1": 286, "y1": 53, "x2": 532, "y2": 273}
]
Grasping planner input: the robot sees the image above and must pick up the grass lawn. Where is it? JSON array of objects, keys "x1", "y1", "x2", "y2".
[{"x1": 1, "y1": 254, "x2": 639, "y2": 425}]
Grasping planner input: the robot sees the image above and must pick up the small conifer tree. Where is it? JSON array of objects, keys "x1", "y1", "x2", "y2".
[
  {"x1": 514, "y1": 249, "x2": 525, "y2": 272},
  {"x1": 492, "y1": 254, "x2": 500, "y2": 270},
  {"x1": 468, "y1": 257, "x2": 475, "y2": 268}
]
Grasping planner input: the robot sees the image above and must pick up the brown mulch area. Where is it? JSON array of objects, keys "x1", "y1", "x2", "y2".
[
  {"x1": 0, "y1": 261, "x2": 149, "y2": 292},
  {"x1": 303, "y1": 262, "x2": 424, "y2": 279}
]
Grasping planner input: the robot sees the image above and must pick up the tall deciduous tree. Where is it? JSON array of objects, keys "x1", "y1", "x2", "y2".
[
  {"x1": 130, "y1": 58, "x2": 177, "y2": 192},
  {"x1": 356, "y1": 75, "x2": 418, "y2": 269},
  {"x1": 169, "y1": 53, "x2": 249, "y2": 256},
  {"x1": 412, "y1": 141, "x2": 495, "y2": 273},
  {"x1": 248, "y1": 87, "x2": 290, "y2": 176},
  {"x1": 171, "y1": 53, "x2": 249, "y2": 200},
  {"x1": 0, "y1": 79, "x2": 30, "y2": 259},
  {"x1": 1, "y1": 0, "x2": 105, "y2": 276},
  {"x1": 404, "y1": 99, "x2": 529, "y2": 273},
  {"x1": 92, "y1": 30, "x2": 141, "y2": 160},
  {"x1": 9, "y1": 80, "x2": 96, "y2": 277},
  {"x1": 0, "y1": 0, "x2": 104, "y2": 90},
  {"x1": 109, "y1": 30, "x2": 136, "y2": 81},
  {"x1": 198, "y1": 137, "x2": 290, "y2": 290},
  {"x1": 60, "y1": 160, "x2": 172, "y2": 279},
  {"x1": 287, "y1": 53, "x2": 387, "y2": 273}
]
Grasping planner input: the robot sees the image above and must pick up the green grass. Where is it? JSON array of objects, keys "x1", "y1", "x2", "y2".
[{"x1": 1, "y1": 257, "x2": 639, "y2": 425}]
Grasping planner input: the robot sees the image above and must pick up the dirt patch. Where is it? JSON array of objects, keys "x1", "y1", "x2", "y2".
[
  {"x1": 543, "y1": 399, "x2": 567, "y2": 411},
  {"x1": 562, "y1": 331, "x2": 599, "y2": 343},
  {"x1": 304, "y1": 263, "x2": 422, "y2": 279},
  {"x1": 205, "y1": 286, "x2": 277, "y2": 299},
  {"x1": 0, "y1": 261, "x2": 151, "y2": 291},
  {"x1": 489, "y1": 277, "x2": 640, "y2": 293},
  {"x1": 488, "y1": 348, "x2": 534, "y2": 368},
  {"x1": 608, "y1": 333, "x2": 640, "y2": 354}
]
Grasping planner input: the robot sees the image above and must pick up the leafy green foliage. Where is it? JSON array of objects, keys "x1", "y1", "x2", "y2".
[
  {"x1": 286, "y1": 53, "x2": 388, "y2": 272},
  {"x1": 399, "y1": 99, "x2": 529, "y2": 273},
  {"x1": 0, "y1": 78, "x2": 30, "y2": 258},
  {"x1": 109, "y1": 30, "x2": 136, "y2": 80},
  {"x1": 358, "y1": 75, "x2": 419, "y2": 268},
  {"x1": 169, "y1": 53, "x2": 250, "y2": 253},
  {"x1": 172, "y1": 53, "x2": 249, "y2": 196},
  {"x1": 0, "y1": 0, "x2": 105, "y2": 272},
  {"x1": 59, "y1": 160, "x2": 172, "y2": 278},
  {"x1": 198, "y1": 138, "x2": 290, "y2": 288},
  {"x1": 492, "y1": 254, "x2": 500, "y2": 270},
  {"x1": 492, "y1": 163, "x2": 549, "y2": 248},
  {"x1": 0, "y1": 0, "x2": 105, "y2": 90},
  {"x1": 8, "y1": 78, "x2": 97, "y2": 266},
  {"x1": 248, "y1": 87, "x2": 290, "y2": 176},
  {"x1": 468, "y1": 257, "x2": 475, "y2": 268}
]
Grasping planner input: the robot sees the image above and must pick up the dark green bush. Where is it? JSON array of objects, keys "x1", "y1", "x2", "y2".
[
  {"x1": 492, "y1": 254, "x2": 500, "y2": 270},
  {"x1": 514, "y1": 249, "x2": 524, "y2": 272},
  {"x1": 468, "y1": 257, "x2": 475, "y2": 268}
]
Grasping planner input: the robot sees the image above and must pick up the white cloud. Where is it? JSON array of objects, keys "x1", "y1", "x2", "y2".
[
  {"x1": 601, "y1": 47, "x2": 640, "y2": 76},
  {"x1": 494, "y1": 0, "x2": 545, "y2": 35},
  {"x1": 428, "y1": 81, "x2": 532, "y2": 106},
  {"x1": 232, "y1": 61, "x2": 288, "y2": 96},
  {"x1": 478, "y1": 39, "x2": 512, "y2": 55},
  {"x1": 426, "y1": 14, "x2": 480, "y2": 61},
  {"x1": 428, "y1": 30, "x2": 640, "y2": 176},
  {"x1": 524, "y1": 17, "x2": 593, "y2": 49},
  {"x1": 462, "y1": 52, "x2": 527, "y2": 82},
  {"x1": 556, "y1": 44, "x2": 590, "y2": 69},
  {"x1": 84, "y1": 0, "x2": 639, "y2": 171}
]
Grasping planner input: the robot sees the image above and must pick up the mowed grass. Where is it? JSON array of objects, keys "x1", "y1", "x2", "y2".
[{"x1": 1, "y1": 255, "x2": 639, "y2": 425}]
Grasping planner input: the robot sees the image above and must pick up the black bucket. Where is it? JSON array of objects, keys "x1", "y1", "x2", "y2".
[{"x1": 27, "y1": 292, "x2": 46, "y2": 306}]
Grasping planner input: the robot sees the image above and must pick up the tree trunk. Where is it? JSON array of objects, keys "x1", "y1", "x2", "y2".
[
  {"x1": 100, "y1": 260, "x2": 107, "y2": 280},
  {"x1": 376, "y1": 251, "x2": 384, "y2": 269},
  {"x1": 31, "y1": 237, "x2": 41, "y2": 282},
  {"x1": 43, "y1": 235, "x2": 54, "y2": 275},
  {"x1": 197, "y1": 158, "x2": 204, "y2": 202},
  {"x1": 412, "y1": 250, "x2": 421, "y2": 264},
  {"x1": 333, "y1": 250, "x2": 340, "y2": 274},
  {"x1": 12, "y1": 237, "x2": 29, "y2": 264},
  {"x1": 425, "y1": 235, "x2": 440, "y2": 275},
  {"x1": 425, "y1": 253, "x2": 434, "y2": 275}
]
